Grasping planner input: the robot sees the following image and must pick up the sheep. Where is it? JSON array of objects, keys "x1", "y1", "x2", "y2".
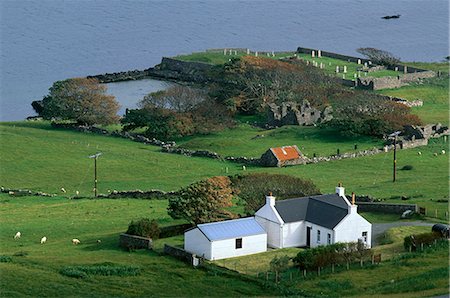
[
  {"x1": 40, "y1": 236, "x2": 47, "y2": 244},
  {"x1": 14, "y1": 232, "x2": 21, "y2": 239},
  {"x1": 242, "y1": 165, "x2": 246, "y2": 171},
  {"x1": 61, "y1": 187, "x2": 66, "y2": 193},
  {"x1": 75, "y1": 190, "x2": 79, "y2": 196},
  {"x1": 97, "y1": 239, "x2": 102, "y2": 244},
  {"x1": 433, "y1": 153, "x2": 438, "y2": 157},
  {"x1": 417, "y1": 151, "x2": 422, "y2": 156},
  {"x1": 441, "y1": 150, "x2": 446, "y2": 155},
  {"x1": 72, "y1": 238, "x2": 80, "y2": 245}
]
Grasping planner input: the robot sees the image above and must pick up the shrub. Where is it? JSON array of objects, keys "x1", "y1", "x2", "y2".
[
  {"x1": 231, "y1": 173, "x2": 320, "y2": 214},
  {"x1": 401, "y1": 165, "x2": 414, "y2": 171},
  {"x1": 0, "y1": 255, "x2": 12, "y2": 263},
  {"x1": 293, "y1": 242, "x2": 370, "y2": 270},
  {"x1": 126, "y1": 218, "x2": 160, "y2": 239},
  {"x1": 403, "y1": 232, "x2": 442, "y2": 251},
  {"x1": 269, "y1": 255, "x2": 290, "y2": 273},
  {"x1": 60, "y1": 263, "x2": 141, "y2": 278}
]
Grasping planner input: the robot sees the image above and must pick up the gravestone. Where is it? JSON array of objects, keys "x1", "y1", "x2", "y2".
[
  {"x1": 343, "y1": 65, "x2": 347, "y2": 73},
  {"x1": 246, "y1": 48, "x2": 250, "y2": 55},
  {"x1": 223, "y1": 49, "x2": 227, "y2": 55},
  {"x1": 255, "y1": 51, "x2": 258, "y2": 57},
  {"x1": 357, "y1": 59, "x2": 361, "y2": 64},
  {"x1": 336, "y1": 66, "x2": 339, "y2": 73},
  {"x1": 311, "y1": 50, "x2": 315, "y2": 58},
  {"x1": 318, "y1": 50, "x2": 322, "y2": 57}
]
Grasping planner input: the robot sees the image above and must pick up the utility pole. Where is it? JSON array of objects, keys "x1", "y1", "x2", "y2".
[
  {"x1": 88, "y1": 153, "x2": 102, "y2": 197},
  {"x1": 389, "y1": 131, "x2": 401, "y2": 182}
]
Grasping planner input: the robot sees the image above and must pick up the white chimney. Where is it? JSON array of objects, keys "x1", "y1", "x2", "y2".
[
  {"x1": 335, "y1": 183, "x2": 345, "y2": 197},
  {"x1": 266, "y1": 192, "x2": 276, "y2": 207}
]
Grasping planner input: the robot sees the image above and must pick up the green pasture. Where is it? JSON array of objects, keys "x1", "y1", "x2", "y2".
[
  {"x1": 0, "y1": 121, "x2": 242, "y2": 195},
  {"x1": 377, "y1": 76, "x2": 449, "y2": 125},
  {"x1": 177, "y1": 124, "x2": 383, "y2": 158},
  {"x1": 295, "y1": 53, "x2": 401, "y2": 79},
  {"x1": 404, "y1": 61, "x2": 449, "y2": 73},
  {"x1": 173, "y1": 50, "x2": 294, "y2": 65},
  {"x1": 1, "y1": 122, "x2": 448, "y2": 218},
  {"x1": 0, "y1": 195, "x2": 276, "y2": 297}
]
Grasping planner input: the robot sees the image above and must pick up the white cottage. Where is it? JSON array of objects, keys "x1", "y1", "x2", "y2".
[
  {"x1": 255, "y1": 185, "x2": 372, "y2": 248},
  {"x1": 184, "y1": 217, "x2": 267, "y2": 261}
]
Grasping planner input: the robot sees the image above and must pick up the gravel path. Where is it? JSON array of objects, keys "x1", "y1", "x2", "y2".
[{"x1": 372, "y1": 221, "x2": 434, "y2": 246}]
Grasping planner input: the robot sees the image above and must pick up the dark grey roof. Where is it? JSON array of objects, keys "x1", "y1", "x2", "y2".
[{"x1": 274, "y1": 194, "x2": 349, "y2": 229}]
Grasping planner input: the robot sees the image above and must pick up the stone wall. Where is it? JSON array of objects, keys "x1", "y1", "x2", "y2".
[
  {"x1": 98, "y1": 189, "x2": 177, "y2": 199},
  {"x1": 356, "y1": 202, "x2": 417, "y2": 214},
  {"x1": 119, "y1": 233, "x2": 153, "y2": 250},
  {"x1": 267, "y1": 101, "x2": 333, "y2": 126},
  {"x1": 164, "y1": 244, "x2": 199, "y2": 265},
  {"x1": 297, "y1": 47, "x2": 370, "y2": 64},
  {"x1": 357, "y1": 70, "x2": 436, "y2": 90},
  {"x1": 0, "y1": 187, "x2": 56, "y2": 197}
]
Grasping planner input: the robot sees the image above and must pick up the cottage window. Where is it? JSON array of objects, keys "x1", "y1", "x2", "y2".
[
  {"x1": 235, "y1": 238, "x2": 243, "y2": 249},
  {"x1": 362, "y1": 232, "x2": 368, "y2": 242},
  {"x1": 327, "y1": 233, "x2": 331, "y2": 244},
  {"x1": 317, "y1": 230, "x2": 321, "y2": 243}
]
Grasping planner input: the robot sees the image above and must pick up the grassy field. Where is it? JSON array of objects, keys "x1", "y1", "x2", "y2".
[
  {"x1": 1, "y1": 121, "x2": 448, "y2": 219},
  {"x1": 0, "y1": 121, "x2": 243, "y2": 195},
  {"x1": 377, "y1": 76, "x2": 449, "y2": 125},
  {"x1": 177, "y1": 124, "x2": 383, "y2": 158},
  {"x1": 0, "y1": 195, "x2": 279, "y2": 297},
  {"x1": 173, "y1": 50, "x2": 295, "y2": 65},
  {"x1": 295, "y1": 53, "x2": 401, "y2": 79}
]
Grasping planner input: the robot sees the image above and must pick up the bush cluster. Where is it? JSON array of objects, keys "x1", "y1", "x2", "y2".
[
  {"x1": 293, "y1": 242, "x2": 371, "y2": 270},
  {"x1": 126, "y1": 218, "x2": 160, "y2": 239},
  {"x1": 403, "y1": 232, "x2": 443, "y2": 251},
  {"x1": 60, "y1": 262, "x2": 141, "y2": 279}
]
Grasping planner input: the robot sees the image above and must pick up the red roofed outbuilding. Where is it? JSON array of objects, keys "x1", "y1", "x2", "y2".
[{"x1": 260, "y1": 145, "x2": 307, "y2": 167}]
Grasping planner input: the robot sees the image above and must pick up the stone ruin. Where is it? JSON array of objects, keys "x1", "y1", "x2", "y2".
[
  {"x1": 402, "y1": 123, "x2": 448, "y2": 141},
  {"x1": 266, "y1": 100, "x2": 333, "y2": 127}
]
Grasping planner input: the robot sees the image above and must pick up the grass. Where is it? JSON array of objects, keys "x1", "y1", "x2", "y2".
[
  {"x1": 177, "y1": 123, "x2": 383, "y2": 158},
  {"x1": 214, "y1": 247, "x2": 302, "y2": 275},
  {"x1": 0, "y1": 195, "x2": 278, "y2": 297},
  {"x1": 0, "y1": 121, "x2": 243, "y2": 195},
  {"x1": 404, "y1": 61, "x2": 449, "y2": 73},
  {"x1": 1, "y1": 121, "x2": 448, "y2": 219},
  {"x1": 296, "y1": 53, "x2": 401, "y2": 80},
  {"x1": 377, "y1": 76, "x2": 449, "y2": 125},
  {"x1": 173, "y1": 50, "x2": 295, "y2": 65}
]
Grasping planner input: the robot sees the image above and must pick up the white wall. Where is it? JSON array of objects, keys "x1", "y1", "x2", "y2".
[
  {"x1": 184, "y1": 228, "x2": 212, "y2": 260},
  {"x1": 306, "y1": 222, "x2": 334, "y2": 248},
  {"x1": 334, "y1": 212, "x2": 372, "y2": 248},
  {"x1": 210, "y1": 233, "x2": 267, "y2": 260},
  {"x1": 282, "y1": 221, "x2": 306, "y2": 248},
  {"x1": 255, "y1": 216, "x2": 282, "y2": 248}
]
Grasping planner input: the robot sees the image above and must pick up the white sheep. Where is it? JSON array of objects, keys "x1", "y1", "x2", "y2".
[
  {"x1": 61, "y1": 187, "x2": 66, "y2": 193},
  {"x1": 433, "y1": 153, "x2": 438, "y2": 157},
  {"x1": 75, "y1": 190, "x2": 80, "y2": 196},
  {"x1": 242, "y1": 165, "x2": 246, "y2": 171},
  {"x1": 14, "y1": 232, "x2": 21, "y2": 239},
  {"x1": 72, "y1": 238, "x2": 80, "y2": 245},
  {"x1": 417, "y1": 151, "x2": 421, "y2": 156},
  {"x1": 441, "y1": 150, "x2": 446, "y2": 155},
  {"x1": 40, "y1": 236, "x2": 47, "y2": 244}
]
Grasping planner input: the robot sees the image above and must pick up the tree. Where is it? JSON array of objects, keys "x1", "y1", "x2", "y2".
[
  {"x1": 42, "y1": 78, "x2": 120, "y2": 125},
  {"x1": 231, "y1": 173, "x2": 320, "y2": 214},
  {"x1": 356, "y1": 48, "x2": 401, "y2": 66},
  {"x1": 140, "y1": 85, "x2": 206, "y2": 113},
  {"x1": 121, "y1": 107, "x2": 195, "y2": 140},
  {"x1": 168, "y1": 176, "x2": 235, "y2": 224}
]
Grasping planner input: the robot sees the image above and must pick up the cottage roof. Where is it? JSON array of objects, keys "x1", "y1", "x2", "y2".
[
  {"x1": 274, "y1": 194, "x2": 349, "y2": 229},
  {"x1": 196, "y1": 217, "x2": 266, "y2": 241},
  {"x1": 270, "y1": 146, "x2": 301, "y2": 162}
]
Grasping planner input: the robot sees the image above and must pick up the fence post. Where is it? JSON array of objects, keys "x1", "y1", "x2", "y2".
[
  {"x1": 371, "y1": 255, "x2": 374, "y2": 265},
  {"x1": 318, "y1": 267, "x2": 320, "y2": 276},
  {"x1": 290, "y1": 272, "x2": 293, "y2": 282},
  {"x1": 266, "y1": 271, "x2": 268, "y2": 281},
  {"x1": 346, "y1": 262, "x2": 349, "y2": 270},
  {"x1": 275, "y1": 271, "x2": 278, "y2": 283},
  {"x1": 421, "y1": 243, "x2": 424, "y2": 251},
  {"x1": 303, "y1": 269, "x2": 306, "y2": 278},
  {"x1": 332, "y1": 263, "x2": 335, "y2": 273},
  {"x1": 435, "y1": 209, "x2": 438, "y2": 218}
]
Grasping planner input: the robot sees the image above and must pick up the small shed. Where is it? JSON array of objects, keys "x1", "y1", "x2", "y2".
[
  {"x1": 260, "y1": 145, "x2": 306, "y2": 167},
  {"x1": 184, "y1": 217, "x2": 267, "y2": 261}
]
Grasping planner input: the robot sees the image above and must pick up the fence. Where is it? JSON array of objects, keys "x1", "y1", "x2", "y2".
[{"x1": 418, "y1": 206, "x2": 449, "y2": 220}]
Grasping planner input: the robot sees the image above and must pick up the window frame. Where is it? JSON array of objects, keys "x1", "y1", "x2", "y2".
[
  {"x1": 235, "y1": 238, "x2": 243, "y2": 249},
  {"x1": 317, "y1": 230, "x2": 321, "y2": 243}
]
